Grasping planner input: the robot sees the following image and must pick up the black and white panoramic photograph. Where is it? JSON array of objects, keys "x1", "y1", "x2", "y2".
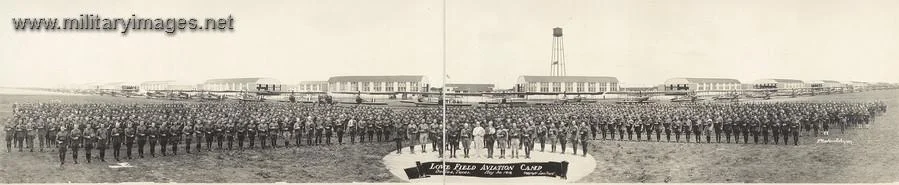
[{"x1": 1, "y1": 0, "x2": 898, "y2": 184}]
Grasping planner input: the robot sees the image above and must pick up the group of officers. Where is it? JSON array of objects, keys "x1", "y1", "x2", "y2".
[{"x1": 1, "y1": 100, "x2": 887, "y2": 165}]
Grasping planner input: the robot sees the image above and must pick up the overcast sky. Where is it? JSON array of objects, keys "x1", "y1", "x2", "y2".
[{"x1": 2, "y1": 0, "x2": 897, "y2": 88}]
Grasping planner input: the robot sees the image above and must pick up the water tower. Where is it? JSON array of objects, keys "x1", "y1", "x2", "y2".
[{"x1": 550, "y1": 27, "x2": 566, "y2": 76}]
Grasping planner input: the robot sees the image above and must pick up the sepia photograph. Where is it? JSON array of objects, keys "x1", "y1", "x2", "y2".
[{"x1": 1, "y1": 0, "x2": 898, "y2": 184}]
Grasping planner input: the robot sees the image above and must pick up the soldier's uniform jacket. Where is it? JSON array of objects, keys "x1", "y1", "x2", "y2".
[
  {"x1": 521, "y1": 126, "x2": 532, "y2": 143},
  {"x1": 508, "y1": 127, "x2": 520, "y2": 141},
  {"x1": 137, "y1": 125, "x2": 147, "y2": 140},
  {"x1": 270, "y1": 122, "x2": 280, "y2": 136},
  {"x1": 70, "y1": 128, "x2": 82, "y2": 147},
  {"x1": 257, "y1": 123, "x2": 267, "y2": 134},
  {"x1": 547, "y1": 126, "x2": 557, "y2": 139},
  {"x1": 4, "y1": 126, "x2": 12, "y2": 142},
  {"x1": 496, "y1": 128, "x2": 508, "y2": 142},
  {"x1": 83, "y1": 127, "x2": 96, "y2": 145},
  {"x1": 96, "y1": 126, "x2": 107, "y2": 147},
  {"x1": 568, "y1": 125, "x2": 579, "y2": 140},
  {"x1": 460, "y1": 126, "x2": 472, "y2": 139},
  {"x1": 537, "y1": 125, "x2": 547, "y2": 138},
  {"x1": 148, "y1": 125, "x2": 157, "y2": 139},
  {"x1": 56, "y1": 130, "x2": 68, "y2": 147}
]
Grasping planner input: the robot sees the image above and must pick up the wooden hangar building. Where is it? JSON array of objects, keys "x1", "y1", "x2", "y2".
[
  {"x1": 296, "y1": 81, "x2": 329, "y2": 93},
  {"x1": 201, "y1": 77, "x2": 283, "y2": 92},
  {"x1": 751, "y1": 79, "x2": 806, "y2": 90},
  {"x1": 326, "y1": 75, "x2": 429, "y2": 99},
  {"x1": 663, "y1": 78, "x2": 742, "y2": 95},
  {"x1": 514, "y1": 76, "x2": 619, "y2": 99},
  {"x1": 444, "y1": 83, "x2": 495, "y2": 93}
]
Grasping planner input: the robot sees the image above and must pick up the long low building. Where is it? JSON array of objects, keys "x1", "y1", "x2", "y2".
[
  {"x1": 663, "y1": 77, "x2": 742, "y2": 92},
  {"x1": 203, "y1": 77, "x2": 282, "y2": 92},
  {"x1": 516, "y1": 76, "x2": 619, "y2": 93},
  {"x1": 752, "y1": 79, "x2": 806, "y2": 89},
  {"x1": 445, "y1": 83, "x2": 495, "y2": 93},
  {"x1": 297, "y1": 81, "x2": 329, "y2": 93},
  {"x1": 328, "y1": 75, "x2": 428, "y2": 93},
  {"x1": 807, "y1": 80, "x2": 842, "y2": 88}
]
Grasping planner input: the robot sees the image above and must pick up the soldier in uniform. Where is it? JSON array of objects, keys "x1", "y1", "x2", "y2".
[
  {"x1": 169, "y1": 123, "x2": 179, "y2": 155},
  {"x1": 634, "y1": 119, "x2": 643, "y2": 141},
  {"x1": 56, "y1": 126, "x2": 68, "y2": 166},
  {"x1": 683, "y1": 118, "x2": 692, "y2": 143},
  {"x1": 313, "y1": 120, "x2": 323, "y2": 145},
  {"x1": 137, "y1": 123, "x2": 147, "y2": 158},
  {"x1": 346, "y1": 118, "x2": 355, "y2": 144},
  {"x1": 568, "y1": 123, "x2": 579, "y2": 155},
  {"x1": 782, "y1": 118, "x2": 790, "y2": 145},
  {"x1": 521, "y1": 123, "x2": 533, "y2": 159},
  {"x1": 322, "y1": 120, "x2": 331, "y2": 145},
  {"x1": 723, "y1": 118, "x2": 732, "y2": 143},
  {"x1": 485, "y1": 121, "x2": 496, "y2": 158},
  {"x1": 536, "y1": 122, "x2": 547, "y2": 152},
  {"x1": 508, "y1": 124, "x2": 519, "y2": 159},
  {"x1": 111, "y1": 123, "x2": 123, "y2": 160},
  {"x1": 393, "y1": 121, "x2": 404, "y2": 154},
  {"x1": 270, "y1": 120, "x2": 280, "y2": 147},
  {"x1": 791, "y1": 118, "x2": 800, "y2": 146},
  {"x1": 148, "y1": 123, "x2": 158, "y2": 157},
  {"x1": 247, "y1": 122, "x2": 256, "y2": 149},
  {"x1": 307, "y1": 118, "x2": 316, "y2": 145},
  {"x1": 547, "y1": 123, "x2": 558, "y2": 152},
  {"x1": 367, "y1": 120, "x2": 376, "y2": 143},
  {"x1": 15, "y1": 122, "x2": 25, "y2": 152},
  {"x1": 124, "y1": 124, "x2": 135, "y2": 159},
  {"x1": 430, "y1": 121, "x2": 440, "y2": 152},
  {"x1": 37, "y1": 121, "x2": 48, "y2": 152},
  {"x1": 258, "y1": 122, "x2": 268, "y2": 149},
  {"x1": 195, "y1": 123, "x2": 205, "y2": 152},
  {"x1": 183, "y1": 123, "x2": 193, "y2": 153},
  {"x1": 664, "y1": 117, "x2": 672, "y2": 142},
  {"x1": 496, "y1": 124, "x2": 508, "y2": 159},
  {"x1": 70, "y1": 125, "x2": 82, "y2": 164},
  {"x1": 460, "y1": 123, "x2": 472, "y2": 158},
  {"x1": 25, "y1": 121, "x2": 35, "y2": 152},
  {"x1": 580, "y1": 122, "x2": 590, "y2": 156},
  {"x1": 741, "y1": 117, "x2": 750, "y2": 144},
  {"x1": 761, "y1": 117, "x2": 769, "y2": 144},
  {"x1": 205, "y1": 123, "x2": 215, "y2": 151},
  {"x1": 82, "y1": 125, "x2": 95, "y2": 163},
  {"x1": 335, "y1": 118, "x2": 344, "y2": 145},
  {"x1": 448, "y1": 123, "x2": 460, "y2": 158},
  {"x1": 235, "y1": 121, "x2": 245, "y2": 150},
  {"x1": 225, "y1": 121, "x2": 235, "y2": 150},
  {"x1": 375, "y1": 120, "x2": 384, "y2": 142},
  {"x1": 558, "y1": 123, "x2": 569, "y2": 153},
  {"x1": 772, "y1": 119, "x2": 780, "y2": 145},
  {"x1": 599, "y1": 120, "x2": 608, "y2": 140},
  {"x1": 418, "y1": 122, "x2": 429, "y2": 153},
  {"x1": 625, "y1": 118, "x2": 634, "y2": 141},
  {"x1": 356, "y1": 119, "x2": 365, "y2": 144},
  {"x1": 159, "y1": 123, "x2": 169, "y2": 155},
  {"x1": 407, "y1": 122, "x2": 417, "y2": 154},
  {"x1": 95, "y1": 124, "x2": 108, "y2": 161},
  {"x1": 294, "y1": 119, "x2": 304, "y2": 146},
  {"x1": 283, "y1": 119, "x2": 293, "y2": 147}
]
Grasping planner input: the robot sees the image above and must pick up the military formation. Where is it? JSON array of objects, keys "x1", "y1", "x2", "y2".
[
  {"x1": 3, "y1": 103, "x2": 410, "y2": 166},
  {"x1": 1, "y1": 101, "x2": 888, "y2": 165}
]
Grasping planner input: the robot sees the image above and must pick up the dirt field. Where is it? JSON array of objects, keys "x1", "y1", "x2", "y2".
[{"x1": 1, "y1": 89, "x2": 897, "y2": 183}]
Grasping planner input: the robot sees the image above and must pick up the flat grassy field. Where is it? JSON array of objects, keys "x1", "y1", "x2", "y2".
[{"x1": 0, "y1": 90, "x2": 897, "y2": 183}]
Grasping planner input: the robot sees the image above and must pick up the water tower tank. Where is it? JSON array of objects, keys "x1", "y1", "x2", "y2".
[{"x1": 553, "y1": 27, "x2": 563, "y2": 37}]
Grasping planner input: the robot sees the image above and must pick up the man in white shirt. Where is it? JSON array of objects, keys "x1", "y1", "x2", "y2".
[{"x1": 472, "y1": 122, "x2": 486, "y2": 158}]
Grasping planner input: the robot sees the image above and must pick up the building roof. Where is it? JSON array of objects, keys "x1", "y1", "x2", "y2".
[
  {"x1": 808, "y1": 80, "x2": 841, "y2": 84},
  {"x1": 140, "y1": 80, "x2": 176, "y2": 86},
  {"x1": 518, "y1": 76, "x2": 619, "y2": 83},
  {"x1": 328, "y1": 75, "x2": 425, "y2": 83},
  {"x1": 664, "y1": 78, "x2": 741, "y2": 84},
  {"x1": 445, "y1": 83, "x2": 495, "y2": 92},
  {"x1": 298, "y1": 81, "x2": 328, "y2": 85},
  {"x1": 204, "y1": 78, "x2": 280, "y2": 84},
  {"x1": 753, "y1": 79, "x2": 804, "y2": 84}
]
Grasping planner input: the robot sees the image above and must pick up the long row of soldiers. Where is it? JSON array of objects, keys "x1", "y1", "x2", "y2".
[
  {"x1": 2, "y1": 101, "x2": 887, "y2": 165},
  {"x1": 3, "y1": 103, "x2": 417, "y2": 165}
]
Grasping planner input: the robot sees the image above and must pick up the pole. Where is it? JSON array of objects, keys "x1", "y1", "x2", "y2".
[{"x1": 441, "y1": 0, "x2": 448, "y2": 182}]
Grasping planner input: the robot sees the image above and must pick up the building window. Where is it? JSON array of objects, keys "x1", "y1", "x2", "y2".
[
  {"x1": 588, "y1": 83, "x2": 596, "y2": 92},
  {"x1": 373, "y1": 82, "x2": 382, "y2": 92},
  {"x1": 576, "y1": 82, "x2": 585, "y2": 92},
  {"x1": 528, "y1": 83, "x2": 537, "y2": 92},
  {"x1": 398, "y1": 83, "x2": 407, "y2": 92},
  {"x1": 410, "y1": 82, "x2": 419, "y2": 92},
  {"x1": 552, "y1": 82, "x2": 561, "y2": 92},
  {"x1": 540, "y1": 82, "x2": 549, "y2": 92},
  {"x1": 386, "y1": 82, "x2": 395, "y2": 92},
  {"x1": 565, "y1": 82, "x2": 573, "y2": 92},
  {"x1": 360, "y1": 82, "x2": 370, "y2": 92}
]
